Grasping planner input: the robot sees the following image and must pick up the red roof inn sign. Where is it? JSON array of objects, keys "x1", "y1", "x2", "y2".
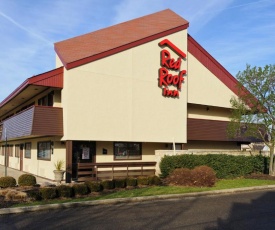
[{"x1": 158, "y1": 39, "x2": 187, "y2": 97}]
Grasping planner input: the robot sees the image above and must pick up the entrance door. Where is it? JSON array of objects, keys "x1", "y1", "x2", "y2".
[
  {"x1": 71, "y1": 141, "x2": 96, "y2": 180},
  {"x1": 20, "y1": 144, "x2": 24, "y2": 171}
]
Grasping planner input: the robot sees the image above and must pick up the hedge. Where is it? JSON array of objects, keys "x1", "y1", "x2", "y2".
[{"x1": 160, "y1": 154, "x2": 269, "y2": 179}]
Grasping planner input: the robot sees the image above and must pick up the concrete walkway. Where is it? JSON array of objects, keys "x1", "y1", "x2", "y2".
[{"x1": 0, "y1": 165, "x2": 53, "y2": 185}]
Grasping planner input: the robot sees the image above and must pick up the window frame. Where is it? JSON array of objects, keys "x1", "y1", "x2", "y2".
[
  {"x1": 8, "y1": 145, "x2": 13, "y2": 157},
  {"x1": 37, "y1": 141, "x2": 52, "y2": 161},
  {"x1": 15, "y1": 144, "x2": 20, "y2": 158},
  {"x1": 113, "y1": 142, "x2": 142, "y2": 160},
  {"x1": 25, "y1": 142, "x2": 31, "y2": 159}
]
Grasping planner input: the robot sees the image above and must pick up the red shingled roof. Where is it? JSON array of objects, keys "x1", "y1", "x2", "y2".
[{"x1": 54, "y1": 9, "x2": 189, "y2": 70}]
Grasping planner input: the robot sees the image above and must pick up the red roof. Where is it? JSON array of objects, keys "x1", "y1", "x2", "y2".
[
  {"x1": 0, "y1": 67, "x2": 63, "y2": 107},
  {"x1": 54, "y1": 9, "x2": 189, "y2": 70}
]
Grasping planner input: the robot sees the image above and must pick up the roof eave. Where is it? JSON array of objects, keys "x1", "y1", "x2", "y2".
[{"x1": 0, "y1": 67, "x2": 64, "y2": 108}]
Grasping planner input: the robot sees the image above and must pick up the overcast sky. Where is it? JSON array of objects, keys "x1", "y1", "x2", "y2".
[{"x1": 1, "y1": 0, "x2": 275, "y2": 102}]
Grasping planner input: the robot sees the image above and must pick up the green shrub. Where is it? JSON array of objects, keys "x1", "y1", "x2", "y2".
[
  {"x1": 126, "y1": 177, "x2": 137, "y2": 187},
  {"x1": 137, "y1": 176, "x2": 149, "y2": 186},
  {"x1": 56, "y1": 185, "x2": 73, "y2": 198},
  {"x1": 0, "y1": 176, "x2": 16, "y2": 188},
  {"x1": 40, "y1": 187, "x2": 57, "y2": 200},
  {"x1": 101, "y1": 180, "x2": 115, "y2": 190},
  {"x1": 72, "y1": 183, "x2": 89, "y2": 195},
  {"x1": 114, "y1": 179, "x2": 126, "y2": 188},
  {"x1": 18, "y1": 174, "x2": 37, "y2": 186},
  {"x1": 26, "y1": 189, "x2": 42, "y2": 201},
  {"x1": 85, "y1": 181, "x2": 103, "y2": 192},
  {"x1": 148, "y1": 176, "x2": 162, "y2": 186},
  {"x1": 160, "y1": 154, "x2": 268, "y2": 179}
]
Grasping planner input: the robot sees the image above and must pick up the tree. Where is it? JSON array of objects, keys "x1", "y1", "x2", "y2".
[{"x1": 228, "y1": 64, "x2": 275, "y2": 175}]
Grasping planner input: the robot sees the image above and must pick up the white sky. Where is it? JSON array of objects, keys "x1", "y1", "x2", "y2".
[{"x1": 1, "y1": 0, "x2": 275, "y2": 101}]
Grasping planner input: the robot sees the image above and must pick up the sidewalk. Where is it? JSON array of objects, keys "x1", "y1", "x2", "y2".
[{"x1": 0, "y1": 165, "x2": 54, "y2": 185}]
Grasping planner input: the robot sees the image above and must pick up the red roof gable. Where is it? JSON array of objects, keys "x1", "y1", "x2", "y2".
[{"x1": 54, "y1": 9, "x2": 189, "y2": 70}]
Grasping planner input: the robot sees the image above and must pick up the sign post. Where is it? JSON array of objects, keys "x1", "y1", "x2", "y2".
[{"x1": 4, "y1": 128, "x2": 7, "y2": 177}]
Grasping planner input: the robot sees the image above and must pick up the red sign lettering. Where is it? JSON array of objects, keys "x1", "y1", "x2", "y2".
[
  {"x1": 158, "y1": 39, "x2": 187, "y2": 98},
  {"x1": 161, "y1": 50, "x2": 182, "y2": 70}
]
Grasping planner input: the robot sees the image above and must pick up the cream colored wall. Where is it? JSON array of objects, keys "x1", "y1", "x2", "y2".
[
  {"x1": 95, "y1": 141, "x2": 165, "y2": 163},
  {"x1": 24, "y1": 139, "x2": 66, "y2": 180},
  {"x1": 0, "y1": 138, "x2": 66, "y2": 180},
  {"x1": 187, "y1": 104, "x2": 231, "y2": 121},
  {"x1": 61, "y1": 31, "x2": 188, "y2": 143},
  {"x1": 184, "y1": 140, "x2": 240, "y2": 150},
  {"x1": 187, "y1": 53, "x2": 237, "y2": 108},
  {"x1": 56, "y1": 55, "x2": 63, "y2": 68}
]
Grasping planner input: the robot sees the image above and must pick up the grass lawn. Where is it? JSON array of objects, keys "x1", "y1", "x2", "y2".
[{"x1": 10, "y1": 178, "x2": 275, "y2": 208}]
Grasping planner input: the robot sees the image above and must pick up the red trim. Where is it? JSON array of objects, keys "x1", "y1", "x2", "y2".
[
  {"x1": 56, "y1": 25, "x2": 189, "y2": 70},
  {"x1": 187, "y1": 34, "x2": 261, "y2": 109},
  {"x1": 159, "y1": 39, "x2": 186, "y2": 58},
  {"x1": 0, "y1": 67, "x2": 63, "y2": 108},
  {"x1": 187, "y1": 34, "x2": 240, "y2": 96}
]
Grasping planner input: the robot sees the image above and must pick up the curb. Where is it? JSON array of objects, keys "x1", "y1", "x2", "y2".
[{"x1": 1, "y1": 185, "x2": 275, "y2": 215}]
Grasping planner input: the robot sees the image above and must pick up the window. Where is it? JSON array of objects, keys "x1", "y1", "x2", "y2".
[
  {"x1": 15, "y1": 145, "x2": 20, "y2": 158},
  {"x1": 37, "y1": 141, "x2": 52, "y2": 160},
  {"x1": 38, "y1": 91, "x2": 54, "y2": 106},
  {"x1": 114, "y1": 142, "x2": 142, "y2": 160},
  {"x1": 8, "y1": 145, "x2": 13, "y2": 157},
  {"x1": 1, "y1": 145, "x2": 5, "y2": 156},
  {"x1": 25, "y1": 142, "x2": 31, "y2": 158}
]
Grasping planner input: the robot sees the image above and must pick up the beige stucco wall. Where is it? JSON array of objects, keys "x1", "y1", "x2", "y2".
[
  {"x1": 187, "y1": 53, "x2": 237, "y2": 108},
  {"x1": 61, "y1": 31, "x2": 188, "y2": 143},
  {"x1": 0, "y1": 138, "x2": 66, "y2": 180},
  {"x1": 56, "y1": 55, "x2": 63, "y2": 68},
  {"x1": 187, "y1": 104, "x2": 231, "y2": 121}
]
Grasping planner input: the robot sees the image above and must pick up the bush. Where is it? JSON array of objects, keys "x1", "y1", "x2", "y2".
[
  {"x1": 56, "y1": 185, "x2": 73, "y2": 198},
  {"x1": 40, "y1": 187, "x2": 57, "y2": 200},
  {"x1": 72, "y1": 183, "x2": 89, "y2": 195},
  {"x1": 18, "y1": 174, "x2": 37, "y2": 186},
  {"x1": 160, "y1": 154, "x2": 268, "y2": 179},
  {"x1": 114, "y1": 179, "x2": 126, "y2": 188},
  {"x1": 191, "y1": 166, "x2": 216, "y2": 187},
  {"x1": 126, "y1": 177, "x2": 137, "y2": 187},
  {"x1": 0, "y1": 176, "x2": 16, "y2": 188},
  {"x1": 85, "y1": 181, "x2": 103, "y2": 192},
  {"x1": 101, "y1": 180, "x2": 115, "y2": 190},
  {"x1": 165, "y1": 166, "x2": 216, "y2": 187},
  {"x1": 165, "y1": 168, "x2": 193, "y2": 186},
  {"x1": 137, "y1": 176, "x2": 149, "y2": 186},
  {"x1": 26, "y1": 189, "x2": 42, "y2": 201},
  {"x1": 148, "y1": 176, "x2": 162, "y2": 186}
]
